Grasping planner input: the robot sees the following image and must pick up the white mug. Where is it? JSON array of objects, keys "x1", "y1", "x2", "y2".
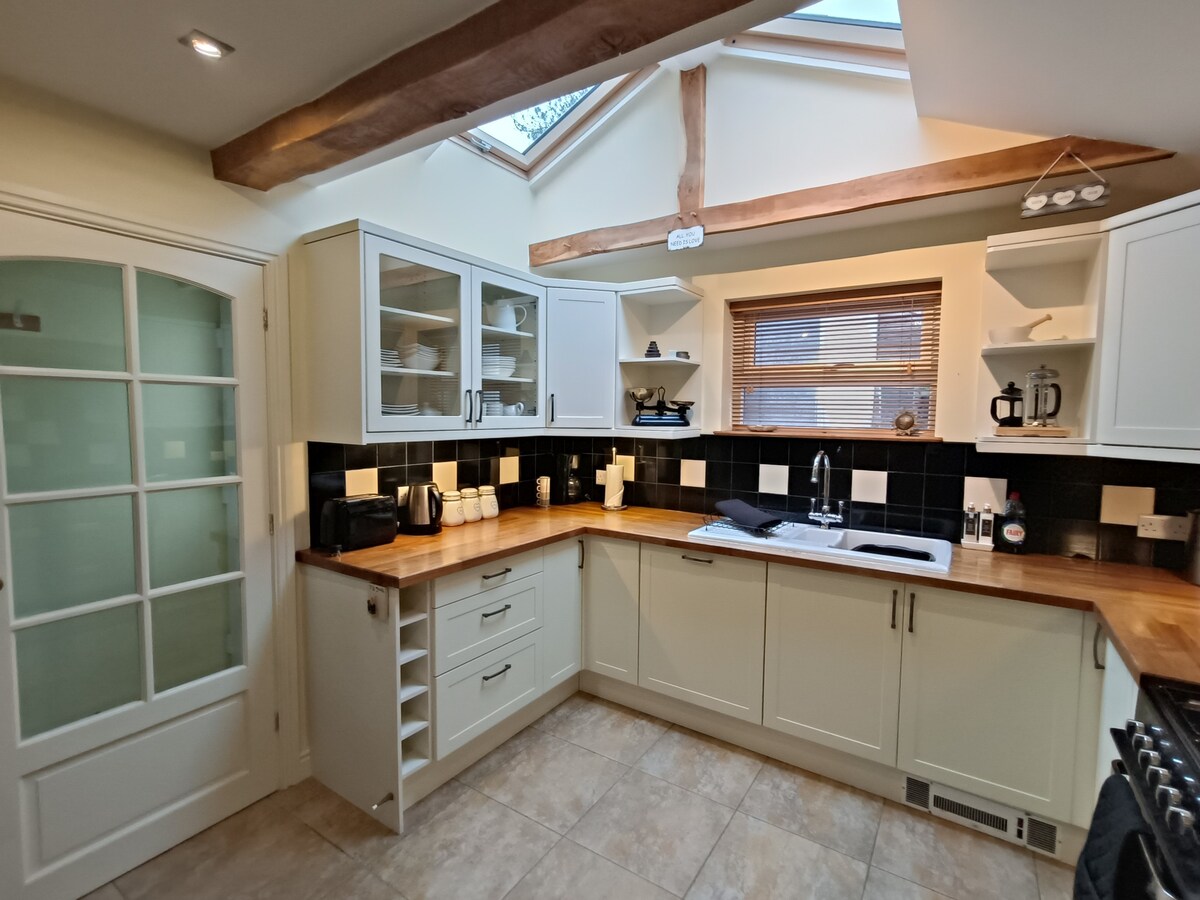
[
  {"x1": 485, "y1": 300, "x2": 527, "y2": 331},
  {"x1": 503, "y1": 402, "x2": 525, "y2": 416}
]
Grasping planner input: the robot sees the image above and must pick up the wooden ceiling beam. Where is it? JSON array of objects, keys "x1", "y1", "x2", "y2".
[
  {"x1": 528, "y1": 135, "x2": 1174, "y2": 267},
  {"x1": 677, "y1": 65, "x2": 707, "y2": 215},
  {"x1": 210, "y1": 0, "x2": 769, "y2": 191}
]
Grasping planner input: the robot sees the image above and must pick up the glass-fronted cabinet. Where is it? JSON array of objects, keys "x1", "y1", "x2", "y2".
[{"x1": 472, "y1": 268, "x2": 544, "y2": 429}]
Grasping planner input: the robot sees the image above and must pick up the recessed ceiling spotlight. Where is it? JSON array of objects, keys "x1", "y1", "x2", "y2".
[{"x1": 180, "y1": 30, "x2": 234, "y2": 59}]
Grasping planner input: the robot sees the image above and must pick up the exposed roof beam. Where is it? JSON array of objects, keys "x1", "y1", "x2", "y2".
[
  {"x1": 677, "y1": 65, "x2": 707, "y2": 215},
  {"x1": 210, "y1": 0, "x2": 781, "y2": 191},
  {"x1": 528, "y1": 135, "x2": 1174, "y2": 267}
]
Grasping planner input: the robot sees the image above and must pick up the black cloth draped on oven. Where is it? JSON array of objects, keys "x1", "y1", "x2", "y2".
[{"x1": 1074, "y1": 774, "x2": 1152, "y2": 900}]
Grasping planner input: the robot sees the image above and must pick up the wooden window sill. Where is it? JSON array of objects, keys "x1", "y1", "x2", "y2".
[{"x1": 716, "y1": 429, "x2": 942, "y2": 442}]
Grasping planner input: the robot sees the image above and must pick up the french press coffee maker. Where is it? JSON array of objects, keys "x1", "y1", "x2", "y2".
[
  {"x1": 1023, "y1": 365, "x2": 1062, "y2": 427},
  {"x1": 989, "y1": 382, "x2": 1024, "y2": 427}
]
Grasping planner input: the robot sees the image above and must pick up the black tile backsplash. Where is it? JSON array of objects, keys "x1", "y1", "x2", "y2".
[{"x1": 307, "y1": 435, "x2": 1200, "y2": 570}]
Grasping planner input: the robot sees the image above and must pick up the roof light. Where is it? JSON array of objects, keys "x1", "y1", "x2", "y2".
[{"x1": 180, "y1": 30, "x2": 234, "y2": 59}]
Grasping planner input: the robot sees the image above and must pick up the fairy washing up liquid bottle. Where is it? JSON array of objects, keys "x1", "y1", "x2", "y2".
[{"x1": 998, "y1": 491, "x2": 1027, "y2": 553}]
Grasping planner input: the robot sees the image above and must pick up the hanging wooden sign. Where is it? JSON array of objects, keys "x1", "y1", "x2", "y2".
[{"x1": 667, "y1": 224, "x2": 705, "y2": 251}]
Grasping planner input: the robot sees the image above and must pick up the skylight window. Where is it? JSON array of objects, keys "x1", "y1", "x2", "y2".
[
  {"x1": 476, "y1": 87, "x2": 598, "y2": 155},
  {"x1": 789, "y1": 0, "x2": 901, "y2": 29}
]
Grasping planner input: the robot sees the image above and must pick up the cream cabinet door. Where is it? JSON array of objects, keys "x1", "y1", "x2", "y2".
[
  {"x1": 639, "y1": 545, "x2": 766, "y2": 723},
  {"x1": 897, "y1": 586, "x2": 1085, "y2": 821},
  {"x1": 582, "y1": 537, "x2": 640, "y2": 684},
  {"x1": 543, "y1": 540, "x2": 583, "y2": 690},
  {"x1": 764, "y1": 567, "x2": 903, "y2": 765}
]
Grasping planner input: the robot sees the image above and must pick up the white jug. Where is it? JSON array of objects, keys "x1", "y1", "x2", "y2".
[{"x1": 484, "y1": 299, "x2": 527, "y2": 331}]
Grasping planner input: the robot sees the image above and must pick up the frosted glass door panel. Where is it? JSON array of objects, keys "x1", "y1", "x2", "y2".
[
  {"x1": 0, "y1": 260, "x2": 126, "y2": 371},
  {"x1": 10, "y1": 495, "x2": 136, "y2": 618},
  {"x1": 16, "y1": 604, "x2": 143, "y2": 738},
  {"x1": 137, "y1": 271, "x2": 233, "y2": 377},
  {"x1": 1, "y1": 376, "x2": 132, "y2": 493},
  {"x1": 152, "y1": 581, "x2": 243, "y2": 691},
  {"x1": 147, "y1": 486, "x2": 240, "y2": 588},
  {"x1": 142, "y1": 384, "x2": 236, "y2": 482}
]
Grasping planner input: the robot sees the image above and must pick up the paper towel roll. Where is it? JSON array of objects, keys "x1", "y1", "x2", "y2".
[{"x1": 603, "y1": 464, "x2": 625, "y2": 509}]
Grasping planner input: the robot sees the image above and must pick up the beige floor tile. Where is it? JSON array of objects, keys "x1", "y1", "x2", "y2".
[
  {"x1": 506, "y1": 838, "x2": 677, "y2": 900},
  {"x1": 79, "y1": 885, "x2": 124, "y2": 900},
  {"x1": 738, "y1": 760, "x2": 882, "y2": 862},
  {"x1": 687, "y1": 812, "x2": 867, "y2": 900},
  {"x1": 567, "y1": 768, "x2": 734, "y2": 896},
  {"x1": 459, "y1": 726, "x2": 627, "y2": 833},
  {"x1": 1036, "y1": 857, "x2": 1076, "y2": 900},
  {"x1": 862, "y1": 866, "x2": 954, "y2": 899},
  {"x1": 534, "y1": 693, "x2": 669, "y2": 764},
  {"x1": 871, "y1": 802, "x2": 1038, "y2": 900},
  {"x1": 314, "y1": 867, "x2": 406, "y2": 900},
  {"x1": 373, "y1": 784, "x2": 558, "y2": 900},
  {"x1": 635, "y1": 726, "x2": 763, "y2": 808},
  {"x1": 289, "y1": 777, "x2": 403, "y2": 863}
]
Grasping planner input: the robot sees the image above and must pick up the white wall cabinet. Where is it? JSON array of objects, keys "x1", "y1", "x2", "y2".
[
  {"x1": 896, "y1": 585, "x2": 1085, "y2": 821},
  {"x1": 638, "y1": 544, "x2": 766, "y2": 724},
  {"x1": 1097, "y1": 200, "x2": 1200, "y2": 449},
  {"x1": 546, "y1": 288, "x2": 616, "y2": 429},
  {"x1": 582, "y1": 536, "x2": 640, "y2": 685},
  {"x1": 543, "y1": 539, "x2": 583, "y2": 689},
  {"x1": 764, "y1": 566, "x2": 903, "y2": 766}
]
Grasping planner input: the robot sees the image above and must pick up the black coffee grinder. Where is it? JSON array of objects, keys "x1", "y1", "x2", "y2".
[
  {"x1": 551, "y1": 454, "x2": 583, "y2": 504},
  {"x1": 630, "y1": 387, "x2": 692, "y2": 427}
]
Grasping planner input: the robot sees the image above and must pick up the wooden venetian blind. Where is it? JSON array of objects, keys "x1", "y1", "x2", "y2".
[{"x1": 730, "y1": 281, "x2": 942, "y2": 433}]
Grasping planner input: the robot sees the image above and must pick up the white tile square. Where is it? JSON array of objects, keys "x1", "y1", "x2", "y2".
[
  {"x1": 758, "y1": 464, "x2": 789, "y2": 496},
  {"x1": 851, "y1": 470, "x2": 887, "y2": 504},
  {"x1": 616, "y1": 455, "x2": 636, "y2": 482},
  {"x1": 432, "y1": 460, "x2": 458, "y2": 493},
  {"x1": 1100, "y1": 485, "x2": 1156, "y2": 526},
  {"x1": 499, "y1": 456, "x2": 519, "y2": 485},
  {"x1": 681, "y1": 459, "x2": 706, "y2": 489},
  {"x1": 344, "y1": 467, "x2": 378, "y2": 496},
  {"x1": 964, "y1": 476, "x2": 1008, "y2": 512}
]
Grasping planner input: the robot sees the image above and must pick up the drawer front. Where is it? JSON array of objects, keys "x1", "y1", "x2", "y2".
[
  {"x1": 435, "y1": 548, "x2": 543, "y2": 607},
  {"x1": 434, "y1": 574, "x2": 542, "y2": 674},
  {"x1": 435, "y1": 634, "x2": 542, "y2": 758}
]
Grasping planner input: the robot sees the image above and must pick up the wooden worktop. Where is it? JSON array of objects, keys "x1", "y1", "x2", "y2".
[{"x1": 296, "y1": 503, "x2": 1200, "y2": 686}]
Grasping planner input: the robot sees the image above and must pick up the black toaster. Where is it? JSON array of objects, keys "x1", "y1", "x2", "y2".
[{"x1": 319, "y1": 494, "x2": 397, "y2": 551}]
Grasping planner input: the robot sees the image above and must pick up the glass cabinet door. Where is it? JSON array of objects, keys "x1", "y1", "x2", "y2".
[
  {"x1": 472, "y1": 269, "x2": 544, "y2": 430},
  {"x1": 363, "y1": 235, "x2": 473, "y2": 434}
]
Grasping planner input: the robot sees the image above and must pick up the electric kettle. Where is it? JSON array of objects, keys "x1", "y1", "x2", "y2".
[{"x1": 396, "y1": 482, "x2": 443, "y2": 535}]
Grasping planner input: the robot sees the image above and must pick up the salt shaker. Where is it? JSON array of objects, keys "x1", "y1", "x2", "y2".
[
  {"x1": 480, "y1": 485, "x2": 499, "y2": 519},
  {"x1": 441, "y1": 490, "x2": 465, "y2": 526},
  {"x1": 461, "y1": 486, "x2": 482, "y2": 523}
]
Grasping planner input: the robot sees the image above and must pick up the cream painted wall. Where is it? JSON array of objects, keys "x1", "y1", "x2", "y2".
[{"x1": 692, "y1": 241, "x2": 986, "y2": 443}]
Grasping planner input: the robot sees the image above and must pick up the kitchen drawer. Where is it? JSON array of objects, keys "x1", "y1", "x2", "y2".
[
  {"x1": 435, "y1": 633, "x2": 542, "y2": 758},
  {"x1": 433, "y1": 574, "x2": 542, "y2": 674},
  {"x1": 434, "y1": 548, "x2": 543, "y2": 607}
]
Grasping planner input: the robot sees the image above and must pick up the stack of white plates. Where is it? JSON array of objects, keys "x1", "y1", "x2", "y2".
[
  {"x1": 380, "y1": 348, "x2": 402, "y2": 368},
  {"x1": 397, "y1": 341, "x2": 439, "y2": 370},
  {"x1": 481, "y1": 389, "x2": 501, "y2": 416},
  {"x1": 381, "y1": 403, "x2": 419, "y2": 416},
  {"x1": 481, "y1": 354, "x2": 517, "y2": 378}
]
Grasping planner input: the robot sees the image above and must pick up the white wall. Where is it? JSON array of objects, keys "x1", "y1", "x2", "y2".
[{"x1": 693, "y1": 241, "x2": 987, "y2": 443}]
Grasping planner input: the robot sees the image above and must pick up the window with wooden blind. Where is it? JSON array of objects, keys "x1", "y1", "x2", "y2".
[{"x1": 730, "y1": 281, "x2": 942, "y2": 434}]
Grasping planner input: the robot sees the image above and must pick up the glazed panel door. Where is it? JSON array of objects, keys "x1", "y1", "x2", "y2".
[{"x1": 0, "y1": 210, "x2": 276, "y2": 900}]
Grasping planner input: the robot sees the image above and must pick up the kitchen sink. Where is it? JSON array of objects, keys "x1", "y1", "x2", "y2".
[{"x1": 686, "y1": 520, "x2": 952, "y2": 575}]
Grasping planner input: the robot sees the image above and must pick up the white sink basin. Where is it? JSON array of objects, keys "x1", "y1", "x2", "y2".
[{"x1": 686, "y1": 520, "x2": 952, "y2": 575}]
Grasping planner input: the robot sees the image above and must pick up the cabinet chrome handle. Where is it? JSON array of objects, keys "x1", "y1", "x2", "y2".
[
  {"x1": 1093, "y1": 622, "x2": 1106, "y2": 670},
  {"x1": 550, "y1": 393, "x2": 556, "y2": 423},
  {"x1": 578, "y1": 539, "x2": 585, "y2": 569},
  {"x1": 371, "y1": 792, "x2": 395, "y2": 810},
  {"x1": 482, "y1": 663, "x2": 512, "y2": 682},
  {"x1": 681, "y1": 554, "x2": 713, "y2": 564},
  {"x1": 481, "y1": 603, "x2": 512, "y2": 619},
  {"x1": 482, "y1": 567, "x2": 512, "y2": 580},
  {"x1": 476, "y1": 389, "x2": 483, "y2": 423},
  {"x1": 890, "y1": 589, "x2": 898, "y2": 630},
  {"x1": 465, "y1": 389, "x2": 473, "y2": 423},
  {"x1": 908, "y1": 592, "x2": 916, "y2": 633}
]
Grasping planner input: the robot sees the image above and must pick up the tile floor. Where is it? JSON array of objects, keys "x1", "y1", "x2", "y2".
[{"x1": 84, "y1": 692, "x2": 1077, "y2": 900}]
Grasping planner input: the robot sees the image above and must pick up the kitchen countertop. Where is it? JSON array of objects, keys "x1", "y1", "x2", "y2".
[{"x1": 296, "y1": 503, "x2": 1200, "y2": 686}]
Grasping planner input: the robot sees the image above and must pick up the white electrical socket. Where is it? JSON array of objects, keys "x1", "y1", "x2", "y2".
[
  {"x1": 595, "y1": 469, "x2": 607, "y2": 485},
  {"x1": 1136, "y1": 514, "x2": 1190, "y2": 541}
]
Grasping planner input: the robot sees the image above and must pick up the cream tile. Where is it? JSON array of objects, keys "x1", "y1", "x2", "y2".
[
  {"x1": 758, "y1": 464, "x2": 789, "y2": 496},
  {"x1": 1100, "y1": 484, "x2": 1155, "y2": 525},
  {"x1": 459, "y1": 726, "x2": 627, "y2": 833},
  {"x1": 79, "y1": 885, "x2": 125, "y2": 900},
  {"x1": 500, "y1": 456, "x2": 520, "y2": 485},
  {"x1": 680, "y1": 458, "x2": 706, "y2": 488},
  {"x1": 534, "y1": 693, "x2": 669, "y2": 764},
  {"x1": 432, "y1": 460, "x2": 458, "y2": 493},
  {"x1": 374, "y1": 784, "x2": 558, "y2": 900},
  {"x1": 616, "y1": 455, "x2": 636, "y2": 482},
  {"x1": 507, "y1": 838, "x2": 676, "y2": 900},
  {"x1": 862, "y1": 867, "x2": 952, "y2": 899},
  {"x1": 288, "y1": 777, "x2": 401, "y2": 863},
  {"x1": 852, "y1": 469, "x2": 888, "y2": 504},
  {"x1": 871, "y1": 802, "x2": 1038, "y2": 900},
  {"x1": 1036, "y1": 857, "x2": 1076, "y2": 900},
  {"x1": 568, "y1": 769, "x2": 733, "y2": 896},
  {"x1": 345, "y1": 467, "x2": 379, "y2": 495},
  {"x1": 636, "y1": 726, "x2": 762, "y2": 807},
  {"x1": 687, "y1": 812, "x2": 867, "y2": 900},
  {"x1": 964, "y1": 476, "x2": 1008, "y2": 512},
  {"x1": 738, "y1": 760, "x2": 882, "y2": 862}
]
